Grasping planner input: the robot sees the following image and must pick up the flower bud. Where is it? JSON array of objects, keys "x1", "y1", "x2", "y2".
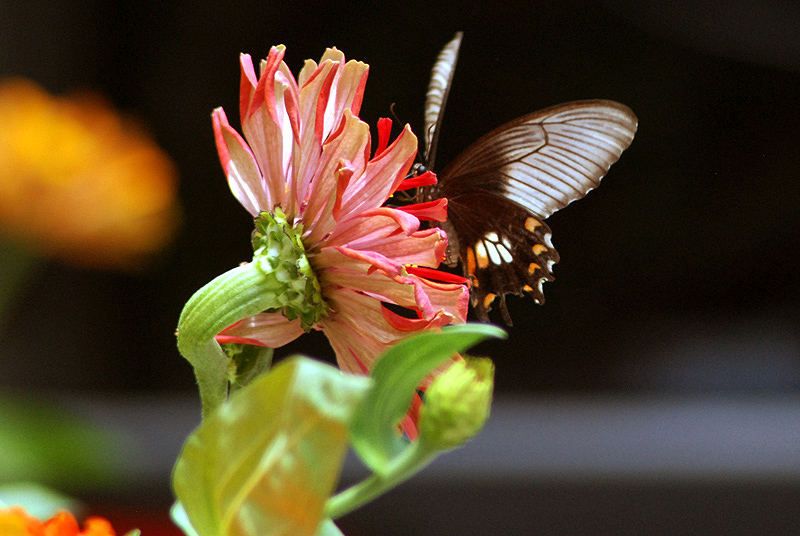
[{"x1": 419, "y1": 357, "x2": 494, "y2": 450}]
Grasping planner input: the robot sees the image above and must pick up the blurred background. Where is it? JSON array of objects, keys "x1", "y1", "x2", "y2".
[{"x1": 1, "y1": 0, "x2": 799, "y2": 534}]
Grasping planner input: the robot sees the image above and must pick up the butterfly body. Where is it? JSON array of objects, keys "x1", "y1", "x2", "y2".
[{"x1": 418, "y1": 34, "x2": 637, "y2": 324}]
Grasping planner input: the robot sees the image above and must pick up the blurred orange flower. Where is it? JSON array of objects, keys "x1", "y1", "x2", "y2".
[
  {"x1": 0, "y1": 506, "x2": 117, "y2": 536},
  {"x1": 0, "y1": 79, "x2": 179, "y2": 270}
]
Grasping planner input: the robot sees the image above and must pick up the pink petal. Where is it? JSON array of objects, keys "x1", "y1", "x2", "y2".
[
  {"x1": 325, "y1": 209, "x2": 446, "y2": 267},
  {"x1": 329, "y1": 59, "x2": 369, "y2": 129},
  {"x1": 331, "y1": 162, "x2": 355, "y2": 222},
  {"x1": 317, "y1": 250, "x2": 416, "y2": 308},
  {"x1": 336, "y1": 124, "x2": 418, "y2": 222},
  {"x1": 380, "y1": 305, "x2": 454, "y2": 332},
  {"x1": 212, "y1": 107, "x2": 268, "y2": 216},
  {"x1": 325, "y1": 207, "x2": 421, "y2": 246},
  {"x1": 242, "y1": 74, "x2": 299, "y2": 210},
  {"x1": 238, "y1": 53, "x2": 259, "y2": 120},
  {"x1": 301, "y1": 111, "x2": 370, "y2": 243},
  {"x1": 252, "y1": 46, "x2": 287, "y2": 123},
  {"x1": 313, "y1": 50, "x2": 369, "y2": 134},
  {"x1": 319, "y1": 288, "x2": 406, "y2": 374},
  {"x1": 325, "y1": 245, "x2": 405, "y2": 279},
  {"x1": 370, "y1": 237, "x2": 447, "y2": 268},
  {"x1": 412, "y1": 276, "x2": 470, "y2": 323},
  {"x1": 217, "y1": 312, "x2": 304, "y2": 347},
  {"x1": 313, "y1": 64, "x2": 337, "y2": 145},
  {"x1": 291, "y1": 60, "x2": 341, "y2": 213},
  {"x1": 316, "y1": 248, "x2": 468, "y2": 322},
  {"x1": 318, "y1": 47, "x2": 346, "y2": 66}
]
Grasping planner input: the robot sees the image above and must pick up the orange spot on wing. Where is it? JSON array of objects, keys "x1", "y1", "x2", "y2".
[
  {"x1": 532, "y1": 244, "x2": 548, "y2": 255},
  {"x1": 466, "y1": 246, "x2": 477, "y2": 277},
  {"x1": 528, "y1": 263, "x2": 540, "y2": 275},
  {"x1": 483, "y1": 293, "x2": 496, "y2": 308},
  {"x1": 525, "y1": 217, "x2": 541, "y2": 232}
]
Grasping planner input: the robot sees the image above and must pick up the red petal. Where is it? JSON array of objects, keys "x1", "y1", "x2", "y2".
[
  {"x1": 395, "y1": 170, "x2": 437, "y2": 191},
  {"x1": 399, "y1": 198, "x2": 448, "y2": 222},
  {"x1": 406, "y1": 265, "x2": 468, "y2": 285},
  {"x1": 375, "y1": 117, "x2": 392, "y2": 156}
]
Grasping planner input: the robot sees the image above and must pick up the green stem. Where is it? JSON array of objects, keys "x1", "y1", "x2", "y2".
[
  {"x1": 177, "y1": 261, "x2": 282, "y2": 418},
  {"x1": 325, "y1": 440, "x2": 439, "y2": 519},
  {"x1": 184, "y1": 339, "x2": 230, "y2": 417}
]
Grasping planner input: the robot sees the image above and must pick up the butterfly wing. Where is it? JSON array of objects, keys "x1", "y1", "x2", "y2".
[
  {"x1": 434, "y1": 100, "x2": 638, "y2": 323},
  {"x1": 423, "y1": 31, "x2": 462, "y2": 168},
  {"x1": 442, "y1": 191, "x2": 559, "y2": 324}
]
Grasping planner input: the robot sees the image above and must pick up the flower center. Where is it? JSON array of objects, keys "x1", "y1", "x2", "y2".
[{"x1": 251, "y1": 208, "x2": 326, "y2": 330}]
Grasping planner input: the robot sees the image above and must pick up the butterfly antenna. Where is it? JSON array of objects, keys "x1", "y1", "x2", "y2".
[{"x1": 389, "y1": 102, "x2": 403, "y2": 126}]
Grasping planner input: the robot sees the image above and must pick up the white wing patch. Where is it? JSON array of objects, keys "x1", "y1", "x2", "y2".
[{"x1": 478, "y1": 232, "x2": 514, "y2": 265}]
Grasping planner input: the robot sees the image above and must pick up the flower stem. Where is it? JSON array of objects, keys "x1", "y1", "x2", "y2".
[
  {"x1": 325, "y1": 440, "x2": 439, "y2": 519},
  {"x1": 176, "y1": 261, "x2": 284, "y2": 418}
]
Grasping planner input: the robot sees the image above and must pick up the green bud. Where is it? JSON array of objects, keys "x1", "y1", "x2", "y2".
[
  {"x1": 419, "y1": 357, "x2": 495, "y2": 450},
  {"x1": 250, "y1": 208, "x2": 326, "y2": 330}
]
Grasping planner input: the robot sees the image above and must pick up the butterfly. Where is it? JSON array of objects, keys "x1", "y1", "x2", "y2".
[{"x1": 415, "y1": 32, "x2": 638, "y2": 325}]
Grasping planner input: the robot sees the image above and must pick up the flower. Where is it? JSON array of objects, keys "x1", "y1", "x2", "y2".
[
  {"x1": 211, "y1": 46, "x2": 468, "y2": 382},
  {"x1": 0, "y1": 506, "x2": 117, "y2": 536},
  {"x1": 0, "y1": 79, "x2": 179, "y2": 269}
]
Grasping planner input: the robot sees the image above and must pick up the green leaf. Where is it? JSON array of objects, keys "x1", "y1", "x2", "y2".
[
  {"x1": 171, "y1": 502, "x2": 200, "y2": 536},
  {"x1": 314, "y1": 519, "x2": 345, "y2": 536},
  {"x1": 0, "y1": 394, "x2": 124, "y2": 488},
  {"x1": 349, "y1": 324, "x2": 505, "y2": 472},
  {"x1": 172, "y1": 356, "x2": 372, "y2": 536}
]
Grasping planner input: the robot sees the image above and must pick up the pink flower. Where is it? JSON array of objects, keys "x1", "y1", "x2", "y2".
[{"x1": 211, "y1": 46, "x2": 468, "y2": 389}]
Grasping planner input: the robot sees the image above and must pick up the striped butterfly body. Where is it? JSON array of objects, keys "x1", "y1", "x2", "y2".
[{"x1": 418, "y1": 33, "x2": 638, "y2": 324}]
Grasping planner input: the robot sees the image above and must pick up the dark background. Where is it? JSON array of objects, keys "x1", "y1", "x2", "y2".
[
  {"x1": 1, "y1": 0, "x2": 799, "y2": 533},
  {"x1": 2, "y1": 0, "x2": 798, "y2": 396}
]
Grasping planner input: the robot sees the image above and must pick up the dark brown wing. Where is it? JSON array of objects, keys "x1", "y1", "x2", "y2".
[
  {"x1": 431, "y1": 100, "x2": 638, "y2": 323},
  {"x1": 443, "y1": 193, "x2": 559, "y2": 324}
]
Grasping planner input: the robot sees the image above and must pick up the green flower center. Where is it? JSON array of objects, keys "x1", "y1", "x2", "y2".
[{"x1": 251, "y1": 208, "x2": 326, "y2": 330}]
